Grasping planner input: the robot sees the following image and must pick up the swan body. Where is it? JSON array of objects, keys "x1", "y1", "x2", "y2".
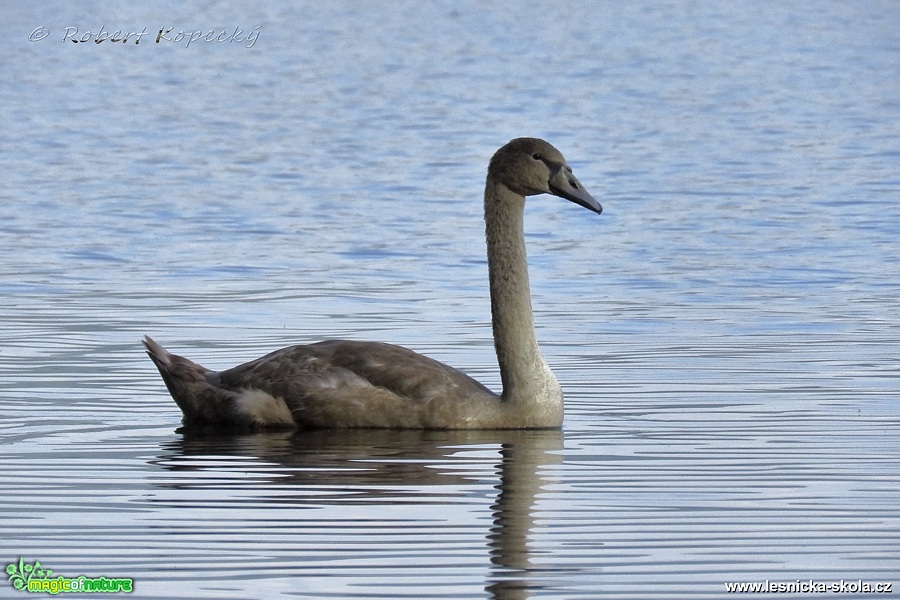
[{"x1": 144, "y1": 137, "x2": 601, "y2": 430}]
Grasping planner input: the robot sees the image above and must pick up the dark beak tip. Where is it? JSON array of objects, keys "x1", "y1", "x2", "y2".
[{"x1": 574, "y1": 194, "x2": 602, "y2": 215}]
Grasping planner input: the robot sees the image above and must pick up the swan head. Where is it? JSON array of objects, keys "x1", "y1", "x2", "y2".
[{"x1": 489, "y1": 138, "x2": 602, "y2": 214}]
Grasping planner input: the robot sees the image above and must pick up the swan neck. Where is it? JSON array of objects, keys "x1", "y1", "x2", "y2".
[{"x1": 484, "y1": 182, "x2": 561, "y2": 414}]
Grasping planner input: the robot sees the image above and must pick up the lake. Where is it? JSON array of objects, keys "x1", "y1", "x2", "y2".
[{"x1": 1, "y1": 1, "x2": 898, "y2": 598}]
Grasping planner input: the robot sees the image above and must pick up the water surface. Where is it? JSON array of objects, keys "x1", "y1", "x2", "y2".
[{"x1": 1, "y1": 2, "x2": 898, "y2": 598}]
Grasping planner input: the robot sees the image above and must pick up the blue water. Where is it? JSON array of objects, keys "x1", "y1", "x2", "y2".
[{"x1": 1, "y1": 2, "x2": 899, "y2": 598}]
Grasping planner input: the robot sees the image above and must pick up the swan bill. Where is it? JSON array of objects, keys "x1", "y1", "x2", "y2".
[{"x1": 548, "y1": 166, "x2": 602, "y2": 214}]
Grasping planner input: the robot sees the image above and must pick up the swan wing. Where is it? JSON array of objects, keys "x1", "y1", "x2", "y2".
[{"x1": 213, "y1": 340, "x2": 496, "y2": 428}]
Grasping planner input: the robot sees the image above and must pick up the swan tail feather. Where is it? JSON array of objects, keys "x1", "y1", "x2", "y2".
[{"x1": 142, "y1": 336, "x2": 248, "y2": 427}]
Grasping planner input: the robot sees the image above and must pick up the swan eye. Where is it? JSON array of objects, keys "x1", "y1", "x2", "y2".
[{"x1": 532, "y1": 153, "x2": 542, "y2": 160}]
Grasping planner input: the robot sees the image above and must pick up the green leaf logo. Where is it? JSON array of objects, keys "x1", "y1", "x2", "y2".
[{"x1": 5, "y1": 558, "x2": 52, "y2": 591}]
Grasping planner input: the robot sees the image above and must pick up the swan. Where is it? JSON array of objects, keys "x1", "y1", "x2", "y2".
[{"x1": 143, "y1": 137, "x2": 601, "y2": 430}]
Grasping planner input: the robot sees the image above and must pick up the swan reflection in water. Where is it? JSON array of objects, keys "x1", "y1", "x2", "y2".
[{"x1": 150, "y1": 429, "x2": 565, "y2": 599}]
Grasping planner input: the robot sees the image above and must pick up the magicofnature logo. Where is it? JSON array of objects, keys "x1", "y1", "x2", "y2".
[{"x1": 6, "y1": 557, "x2": 133, "y2": 594}]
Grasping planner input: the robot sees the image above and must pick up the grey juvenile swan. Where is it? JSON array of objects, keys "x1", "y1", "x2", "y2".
[{"x1": 144, "y1": 137, "x2": 601, "y2": 429}]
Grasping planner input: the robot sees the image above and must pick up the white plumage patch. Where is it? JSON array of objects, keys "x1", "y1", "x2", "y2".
[{"x1": 233, "y1": 388, "x2": 295, "y2": 427}]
